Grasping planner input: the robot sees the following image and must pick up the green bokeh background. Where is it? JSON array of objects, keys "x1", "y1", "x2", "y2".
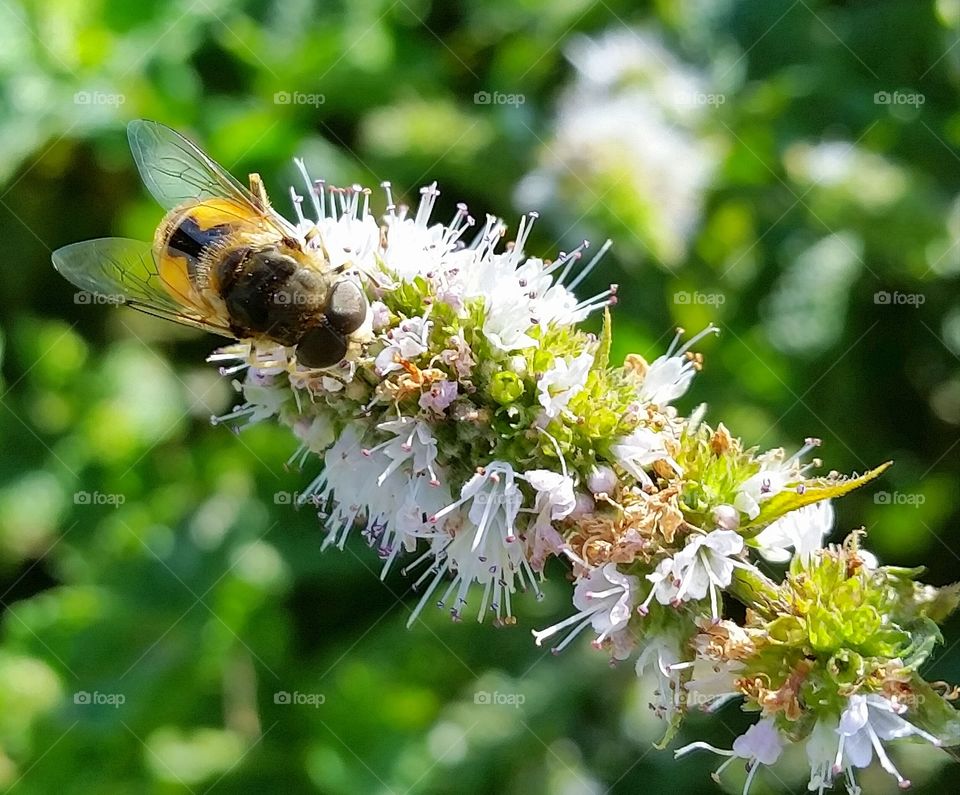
[{"x1": 0, "y1": 0, "x2": 958, "y2": 792}]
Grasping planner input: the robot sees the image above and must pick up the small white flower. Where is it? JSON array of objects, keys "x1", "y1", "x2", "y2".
[
  {"x1": 419, "y1": 380, "x2": 458, "y2": 414},
  {"x1": 734, "y1": 438, "x2": 821, "y2": 520},
  {"x1": 639, "y1": 530, "x2": 753, "y2": 620},
  {"x1": 524, "y1": 469, "x2": 577, "y2": 520},
  {"x1": 673, "y1": 619, "x2": 752, "y2": 713},
  {"x1": 538, "y1": 349, "x2": 594, "y2": 418},
  {"x1": 681, "y1": 656, "x2": 744, "y2": 714},
  {"x1": 376, "y1": 475, "x2": 453, "y2": 578},
  {"x1": 482, "y1": 290, "x2": 539, "y2": 352},
  {"x1": 379, "y1": 208, "x2": 449, "y2": 281},
  {"x1": 818, "y1": 693, "x2": 941, "y2": 793},
  {"x1": 676, "y1": 718, "x2": 784, "y2": 795},
  {"x1": 753, "y1": 500, "x2": 834, "y2": 563},
  {"x1": 212, "y1": 377, "x2": 288, "y2": 428},
  {"x1": 806, "y1": 715, "x2": 841, "y2": 795},
  {"x1": 369, "y1": 300, "x2": 391, "y2": 330},
  {"x1": 374, "y1": 316, "x2": 432, "y2": 375},
  {"x1": 304, "y1": 424, "x2": 451, "y2": 576},
  {"x1": 313, "y1": 212, "x2": 380, "y2": 273},
  {"x1": 532, "y1": 563, "x2": 638, "y2": 655},
  {"x1": 407, "y1": 462, "x2": 539, "y2": 626},
  {"x1": 516, "y1": 29, "x2": 718, "y2": 267},
  {"x1": 291, "y1": 414, "x2": 335, "y2": 455},
  {"x1": 635, "y1": 633, "x2": 683, "y2": 720},
  {"x1": 432, "y1": 461, "x2": 524, "y2": 547},
  {"x1": 365, "y1": 417, "x2": 440, "y2": 486},
  {"x1": 641, "y1": 556, "x2": 681, "y2": 610},
  {"x1": 610, "y1": 426, "x2": 681, "y2": 488},
  {"x1": 639, "y1": 325, "x2": 718, "y2": 406},
  {"x1": 523, "y1": 469, "x2": 578, "y2": 570}
]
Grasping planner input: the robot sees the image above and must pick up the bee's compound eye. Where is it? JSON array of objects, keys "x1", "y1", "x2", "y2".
[
  {"x1": 296, "y1": 324, "x2": 348, "y2": 369},
  {"x1": 325, "y1": 279, "x2": 368, "y2": 334}
]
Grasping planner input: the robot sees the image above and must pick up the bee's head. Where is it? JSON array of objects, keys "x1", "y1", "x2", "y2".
[{"x1": 294, "y1": 279, "x2": 368, "y2": 370}]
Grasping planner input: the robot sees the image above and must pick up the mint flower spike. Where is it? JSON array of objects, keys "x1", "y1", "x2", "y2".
[
  {"x1": 196, "y1": 160, "x2": 960, "y2": 789},
  {"x1": 672, "y1": 538, "x2": 960, "y2": 793}
]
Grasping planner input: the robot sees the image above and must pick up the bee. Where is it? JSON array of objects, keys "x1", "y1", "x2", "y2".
[{"x1": 52, "y1": 120, "x2": 369, "y2": 368}]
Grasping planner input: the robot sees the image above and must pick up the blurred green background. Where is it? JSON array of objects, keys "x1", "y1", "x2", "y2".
[{"x1": 0, "y1": 0, "x2": 958, "y2": 792}]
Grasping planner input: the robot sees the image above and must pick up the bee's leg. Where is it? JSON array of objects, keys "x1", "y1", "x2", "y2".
[{"x1": 248, "y1": 173, "x2": 270, "y2": 209}]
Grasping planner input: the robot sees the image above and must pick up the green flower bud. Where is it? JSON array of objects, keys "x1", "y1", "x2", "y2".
[{"x1": 490, "y1": 371, "x2": 525, "y2": 405}]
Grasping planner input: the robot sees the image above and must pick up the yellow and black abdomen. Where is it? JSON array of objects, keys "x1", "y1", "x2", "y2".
[{"x1": 153, "y1": 198, "x2": 251, "y2": 305}]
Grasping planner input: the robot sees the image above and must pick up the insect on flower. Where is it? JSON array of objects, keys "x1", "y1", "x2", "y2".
[{"x1": 52, "y1": 120, "x2": 371, "y2": 369}]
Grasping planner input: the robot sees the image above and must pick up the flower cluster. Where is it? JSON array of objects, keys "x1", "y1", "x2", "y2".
[{"x1": 210, "y1": 171, "x2": 960, "y2": 792}]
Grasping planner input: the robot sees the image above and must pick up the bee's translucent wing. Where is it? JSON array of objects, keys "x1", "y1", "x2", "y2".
[
  {"x1": 128, "y1": 120, "x2": 252, "y2": 210},
  {"x1": 52, "y1": 237, "x2": 234, "y2": 337},
  {"x1": 127, "y1": 120, "x2": 300, "y2": 235}
]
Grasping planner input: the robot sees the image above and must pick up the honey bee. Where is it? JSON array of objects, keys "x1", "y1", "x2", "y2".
[{"x1": 53, "y1": 120, "x2": 369, "y2": 368}]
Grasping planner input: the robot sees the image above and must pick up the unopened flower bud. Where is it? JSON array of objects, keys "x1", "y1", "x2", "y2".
[
  {"x1": 587, "y1": 465, "x2": 618, "y2": 495},
  {"x1": 509, "y1": 355, "x2": 528, "y2": 377},
  {"x1": 713, "y1": 504, "x2": 740, "y2": 531}
]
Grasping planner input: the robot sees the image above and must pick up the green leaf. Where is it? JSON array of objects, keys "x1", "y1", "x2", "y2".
[
  {"x1": 741, "y1": 462, "x2": 892, "y2": 537},
  {"x1": 900, "y1": 617, "x2": 943, "y2": 670},
  {"x1": 727, "y1": 567, "x2": 785, "y2": 617},
  {"x1": 654, "y1": 705, "x2": 685, "y2": 751},
  {"x1": 593, "y1": 307, "x2": 612, "y2": 372},
  {"x1": 909, "y1": 678, "x2": 960, "y2": 747}
]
